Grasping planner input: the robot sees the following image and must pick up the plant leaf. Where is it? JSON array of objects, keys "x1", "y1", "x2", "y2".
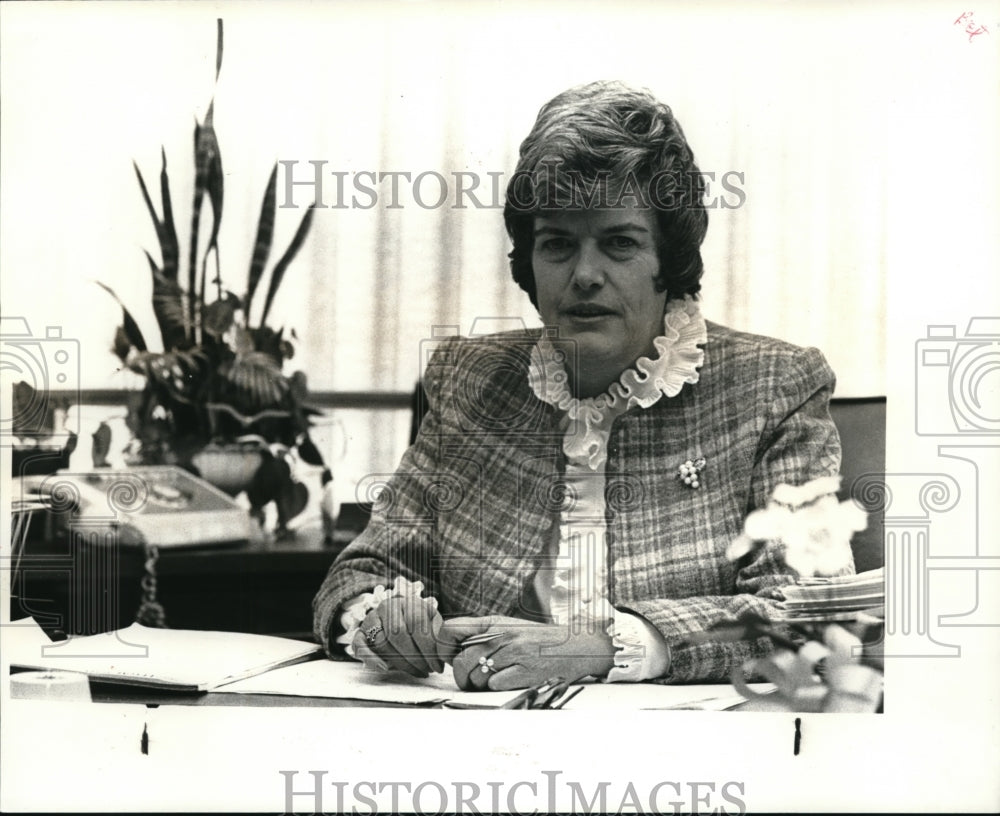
[
  {"x1": 133, "y1": 161, "x2": 159, "y2": 231},
  {"x1": 134, "y1": 158, "x2": 180, "y2": 287},
  {"x1": 188, "y1": 119, "x2": 206, "y2": 333},
  {"x1": 202, "y1": 293, "x2": 238, "y2": 337},
  {"x1": 222, "y1": 352, "x2": 286, "y2": 411},
  {"x1": 198, "y1": 22, "x2": 226, "y2": 309},
  {"x1": 112, "y1": 326, "x2": 132, "y2": 363},
  {"x1": 297, "y1": 432, "x2": 326, "y2": 467},
  {"x1": 214, "y1": 18, "x2": 224, "y2": 80},
  {"x1": 227, "y1": 325, "x2": 256, "y2": 356},
  {"x1": 94, "y1": 281, "x2": 148, "y2": 352},
  {"x1": 158, "y1": 148, "x2": 179, "y2": 281},
  {"x1": 128, "y1": 349, "x2": 206, "y2": 406},
  {"x1": 260, "y1": 205, "x2": 314, "y2": 326},
  {"x1": 145, "y1": 251, "x2": 189, "y2": 350},
  {"x1": 246, "y1": 164, "x2": 277, "y2": 315},
  {"x1": 200, "y1": 101, "x2": 224, "y2": 297}
]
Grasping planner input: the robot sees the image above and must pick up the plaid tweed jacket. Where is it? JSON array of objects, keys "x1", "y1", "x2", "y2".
[{"x1": 313, "y1": 320, "x2": 845, "y2": 683}]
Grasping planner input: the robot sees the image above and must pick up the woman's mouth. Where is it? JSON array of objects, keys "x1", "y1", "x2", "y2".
[{"x1": 564, "y1": 303, "x2": 615, "y2": 319}]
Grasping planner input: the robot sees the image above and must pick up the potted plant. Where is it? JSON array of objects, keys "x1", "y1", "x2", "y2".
[{"x1": 100, "y1": 20, "x2": 328, "y2": 534}]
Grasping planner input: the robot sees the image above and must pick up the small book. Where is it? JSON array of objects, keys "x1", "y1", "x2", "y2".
[{"x1": 8, "y1": 619, "x2": 320, "y2": 692}]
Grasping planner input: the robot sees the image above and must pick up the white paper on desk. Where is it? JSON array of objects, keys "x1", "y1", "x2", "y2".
[
  {"x1": 557, "y1": 681, "x2": 776, "y2": 710},
  {"x1": 7, "y1": 620, "x2": 320, "y2": 691},
  {"x1": 213, "y1": 658, "x2": 527, "y2": 707}
]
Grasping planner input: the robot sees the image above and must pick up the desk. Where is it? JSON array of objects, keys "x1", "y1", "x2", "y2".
[
  {"x1": 12, "y1": 523, "x2": 344, "y2": 639},
  {"x1": 14, "y1": 670, "x2": 755, "y2": 711},
  {"x1": 89, "y1": 683, "x2": 413, "y2": 708}
]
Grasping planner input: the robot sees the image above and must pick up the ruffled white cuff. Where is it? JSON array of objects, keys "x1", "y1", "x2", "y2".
[
  {"x1": 336, "y1": 576, "x2": 436, "y2": 666},
  {"x1": 606, "y1": 609, "x2": 672, "y2": 683}
]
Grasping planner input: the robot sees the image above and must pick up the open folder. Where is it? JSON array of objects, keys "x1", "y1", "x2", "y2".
[{"x1": 8, "y1": 619, "x2": 319, "y2": 692}]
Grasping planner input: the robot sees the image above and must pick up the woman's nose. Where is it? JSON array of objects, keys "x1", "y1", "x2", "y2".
[{"x1": 570, "y1": 243, "x2": 606, "y2": 290}]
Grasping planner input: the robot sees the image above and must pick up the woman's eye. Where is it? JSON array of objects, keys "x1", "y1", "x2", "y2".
[
  {"x1": 605, "y1": 235, "x2": 640, "y2": 257},
  {"x1": 607, "y1": 235, "x2": 637, "y2": 249},
  {"x1": 537, "y1": 238, "x2": 574, "y2": 256}
]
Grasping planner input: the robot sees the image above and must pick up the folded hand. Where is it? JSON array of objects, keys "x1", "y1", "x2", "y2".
[
  {"x1": 437, "y1": 615, "x2": 616, "y2": 690},
  {"x1": 352, "y1": 594, "x2": 445, "y2": 677}
]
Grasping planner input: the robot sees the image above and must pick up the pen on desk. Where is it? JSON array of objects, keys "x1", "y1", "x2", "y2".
[
  {"x1": 459, "y1": 632, "x2": 506, "y2": 648},
  {"x1": 552, "y1": 685, "x2": 584, "y2": 710},
  {"x1": 499, "y1": 678, "x2": 558, "y2": 710},
  {"x1": 499, "y1": 677, "x2": 577, "y2": 710},
  {"x1": 500, "y1": 686, "x2": 538, "y2": 709}
]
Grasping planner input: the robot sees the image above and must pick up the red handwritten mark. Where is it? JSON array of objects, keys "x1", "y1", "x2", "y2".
[{"x1": 955, "y1": 11, "x2": 990, "y2": 42}]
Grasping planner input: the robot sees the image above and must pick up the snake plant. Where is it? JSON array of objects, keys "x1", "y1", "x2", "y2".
[{"x1": 101, "y1": 19, "x2": 326, "y2": 527}]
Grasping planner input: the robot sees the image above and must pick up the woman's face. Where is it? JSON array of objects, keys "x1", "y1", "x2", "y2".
[{"x1": 532, "y1": 202, "x2": 668, "y2": 396}]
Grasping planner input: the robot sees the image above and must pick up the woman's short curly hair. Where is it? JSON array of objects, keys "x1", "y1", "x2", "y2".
[{"x1": 504, "y1": 81, "x2": 708, "y2": 308}]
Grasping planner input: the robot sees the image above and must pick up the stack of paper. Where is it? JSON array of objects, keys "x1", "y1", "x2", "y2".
[{"x1": 778, "y1": 568, "x2": 885, "y2": 622}]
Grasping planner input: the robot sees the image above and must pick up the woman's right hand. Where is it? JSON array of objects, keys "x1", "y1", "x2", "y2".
[{"x1": 352, "y1": 594, "x2": 445, "y2": 677}]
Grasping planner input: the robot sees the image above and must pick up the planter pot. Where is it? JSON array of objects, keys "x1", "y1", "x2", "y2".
[{"x1": 190, "y1": 443, "x2": 267, "y2": 496}]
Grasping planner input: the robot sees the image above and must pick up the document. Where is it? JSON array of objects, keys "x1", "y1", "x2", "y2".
[
  {"x1": 8, "y1": 619, "x2": 320, "y2": 692},
  {"x1": 554, "y1": 681, "x2": 776, "y2": 711},
  {"x1": 213, "y1": 658, "x2": 527, "y2": 707},
  {"x1": 213, "y1": 657, "x2": 774, "y2": 710}
]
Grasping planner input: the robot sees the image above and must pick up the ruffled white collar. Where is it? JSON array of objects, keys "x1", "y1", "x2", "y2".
[{"x1": 528, "y1": 296, "x2": 707, "y2": 469}]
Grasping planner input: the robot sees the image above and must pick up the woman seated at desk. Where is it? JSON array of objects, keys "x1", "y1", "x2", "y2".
[{"x1": 313, "y1": 81, "x2": 851, "y2": 690}]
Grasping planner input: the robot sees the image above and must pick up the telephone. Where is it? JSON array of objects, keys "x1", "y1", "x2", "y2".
[{"x1": 17, "y1": 465, "x2": 254, "y2": 549}]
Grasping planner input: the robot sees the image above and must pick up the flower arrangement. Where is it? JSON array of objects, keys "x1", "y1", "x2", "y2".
[
  {"x1": 99, "y1": 20, "x2": 327, "y2": 532},
  {"x1": 694, "y1": 476, "x2": 884, "y2": 712}
]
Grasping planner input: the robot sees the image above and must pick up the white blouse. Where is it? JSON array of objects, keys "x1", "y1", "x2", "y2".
[{"x1": 526, "y1": 296, "x2": 706, "y2": 680}]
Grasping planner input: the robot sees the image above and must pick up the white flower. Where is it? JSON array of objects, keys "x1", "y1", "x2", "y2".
[
  {"x1": 724, "y1": 533, "x2": 755, "y2": 562},
  {"x1": 728, "y1": 477, "x2": 868, "y2": 577},
  {"x1": 771, "y1": 476, "x2": 842, "y2": 508}
]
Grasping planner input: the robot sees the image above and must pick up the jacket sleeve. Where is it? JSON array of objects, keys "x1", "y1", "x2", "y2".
[
  {"x1": 311, "y1": 341, "x2": 456, "y2": 656},
  {"x1": 621, "y1": 345, "x2": 849, "y2": 683}
]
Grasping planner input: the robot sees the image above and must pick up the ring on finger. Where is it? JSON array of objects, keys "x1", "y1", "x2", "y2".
[
  {"x1": 478, "y1": 655, "x2": 497, "y2": 674},
  {"x1": 365, "y1": 624, "x2": 385, "y2": 646}
]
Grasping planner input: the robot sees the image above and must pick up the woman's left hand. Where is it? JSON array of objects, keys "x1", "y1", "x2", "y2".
[{"x1": 437, "y1": 615, "x2": 616, "y2": 690}]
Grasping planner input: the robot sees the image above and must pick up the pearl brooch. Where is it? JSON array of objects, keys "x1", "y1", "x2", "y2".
[{"x1": 678, "y1": 457, "x2": 706, "y2": 488}]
